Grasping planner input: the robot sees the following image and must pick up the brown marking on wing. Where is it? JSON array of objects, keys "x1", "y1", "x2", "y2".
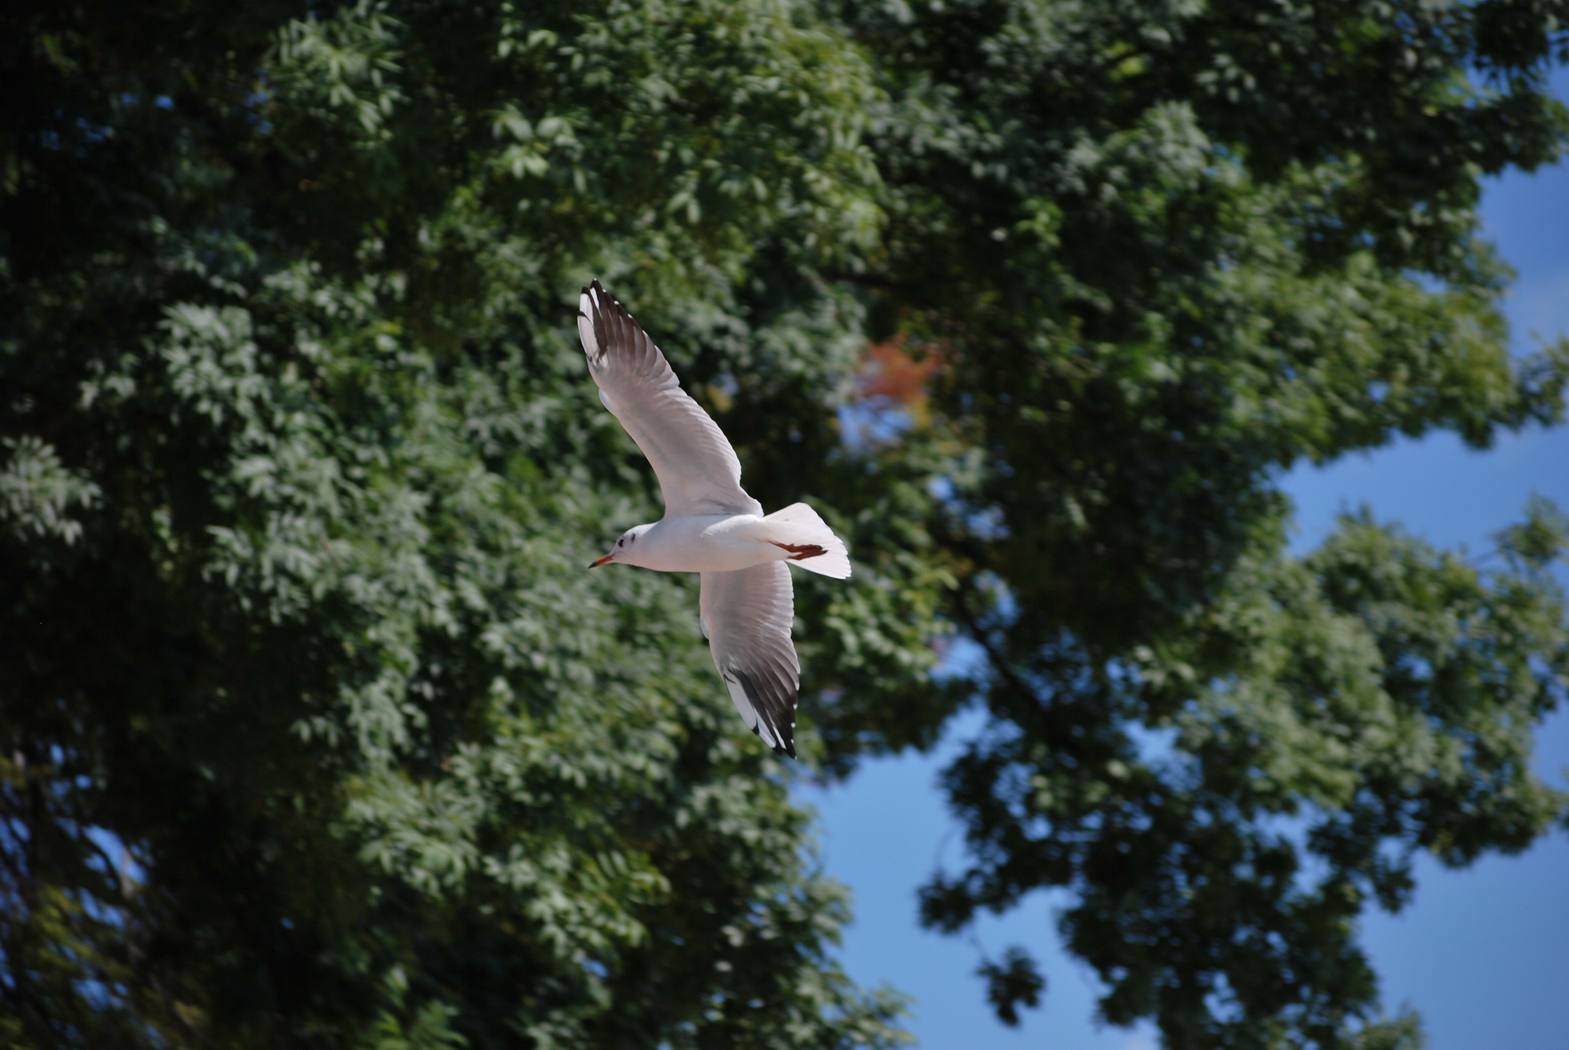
[{"x1": 772, "y1": 541, "x2": 827, "y2": 561}]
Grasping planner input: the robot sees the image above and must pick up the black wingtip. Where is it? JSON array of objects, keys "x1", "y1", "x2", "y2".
[
  {"x1": 581, "y1": 278, "x2": 636, "y2": 333},
  {"x1": 752, "y1": 723, "x2": 797, "y2": 759}
]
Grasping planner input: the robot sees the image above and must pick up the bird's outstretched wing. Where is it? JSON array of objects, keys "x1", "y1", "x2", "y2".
[
  {"x1": 699, "y1": 562, "x2": 800, "y2": 757},
  {"x1": 577, "y1": 280, "x2": 762, "y2": 517}
]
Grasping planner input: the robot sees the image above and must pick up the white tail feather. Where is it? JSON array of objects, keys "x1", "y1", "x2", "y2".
[{"x1": 764, "y1": 502, "x2": 852, "y2": 579}]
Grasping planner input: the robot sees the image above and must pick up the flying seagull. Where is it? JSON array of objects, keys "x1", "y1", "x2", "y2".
[{"x1": 577, "y1": 279, "x2": 851, "y2": 758}]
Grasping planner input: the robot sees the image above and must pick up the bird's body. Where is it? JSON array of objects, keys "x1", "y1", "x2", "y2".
[
  {"x1": 606, "y1": 512, "x2": 843, "y2": 575},
  {"x1": 576, "y1": 279, "x2": 850, "y2": 758}
]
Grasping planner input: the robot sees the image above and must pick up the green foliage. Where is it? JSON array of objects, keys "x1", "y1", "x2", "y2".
[
  {"x1": 1, "y1": 1, "x2": 914, "y2": 1047},
  {"x1": 977, "y1": 945, "x2": 1045, "y2": 1028},
  {"x1": 927, "y1": 513, "x2": 1566, "y2": 1048},
  {"x1": 3, "y1": 1, "x2": 1568, "y2": 1049},
  {"x1": 848, "y1": 1, "x2": 1569, "y2": 1047}
]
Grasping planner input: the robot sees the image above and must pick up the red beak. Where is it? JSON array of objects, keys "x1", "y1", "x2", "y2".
[{"x1": 588, "y1": 553, "x2": 614, "y2": 568}]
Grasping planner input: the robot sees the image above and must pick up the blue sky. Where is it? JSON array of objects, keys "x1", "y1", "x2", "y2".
[{"x1": 802, "y1": 71, "x2": 1569, "y2": 1050}]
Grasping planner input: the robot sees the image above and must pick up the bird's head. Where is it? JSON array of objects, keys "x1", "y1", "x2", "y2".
[{"x1": 589, "y1": 523, "x2": 653, "y2": 569}]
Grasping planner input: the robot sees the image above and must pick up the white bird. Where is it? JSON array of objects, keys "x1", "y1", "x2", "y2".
[{"x1": 577, "y1": 279, "x2": 851, "y2": 758}]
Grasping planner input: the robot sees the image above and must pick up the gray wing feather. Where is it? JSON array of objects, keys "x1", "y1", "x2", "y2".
[
  {"x1": 699, "y1": 562, "x2": 800, "y2": 758},
  {"x1": 578, "y1": 281, "x2": 762, "y2": 517}
]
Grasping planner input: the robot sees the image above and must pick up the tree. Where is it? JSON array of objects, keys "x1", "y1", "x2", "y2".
[
  {"x1": 2, "y1": 2, "x2": 1567, "y2": 1050},
  {"x1": 831, "y1": 2, "x2": 1569, "y2": 1048},
  {"x1": 1, "y1": 2, "x2": 918, "y2": 1047}
]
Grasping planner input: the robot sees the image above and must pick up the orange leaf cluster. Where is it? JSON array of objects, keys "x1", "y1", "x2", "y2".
[{"x1": 855, "y1": 335, "x2": 940, "y2": 407}]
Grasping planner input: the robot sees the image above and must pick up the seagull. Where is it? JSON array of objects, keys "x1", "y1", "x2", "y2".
[{"x1": 577, "y1": 279, "x2": 851, "y2": 758}]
